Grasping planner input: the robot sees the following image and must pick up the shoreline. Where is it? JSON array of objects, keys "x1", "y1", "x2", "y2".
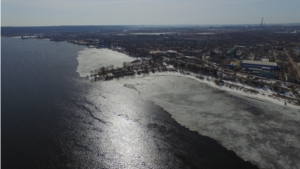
[
  {"x1": 73, "y1": 47, "x2": 300, "y2": 107},
  {"x1": 114, "y1": 71, "x2": 300, "y2": 109}
]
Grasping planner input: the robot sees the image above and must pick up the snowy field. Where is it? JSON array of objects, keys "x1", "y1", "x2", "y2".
[
  {"x1": 76, "y1": 48, "x2": 134, "y2": 77},
  {"x1": 77, "y1": 48, "x2": 300, "y2": 169}
]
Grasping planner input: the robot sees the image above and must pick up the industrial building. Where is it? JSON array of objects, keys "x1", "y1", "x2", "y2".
[{"x1": 241, "y1": 60, "x2": 278, "y2": 78}]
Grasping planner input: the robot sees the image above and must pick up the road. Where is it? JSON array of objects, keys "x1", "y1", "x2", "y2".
[{"x1": 285, "y1": 50, "x2": 300, "y2": 80}]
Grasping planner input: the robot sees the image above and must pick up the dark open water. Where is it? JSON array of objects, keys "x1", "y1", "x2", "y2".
[{"x1": 1, "y1": 37, "x2": 258, "y2": 169}]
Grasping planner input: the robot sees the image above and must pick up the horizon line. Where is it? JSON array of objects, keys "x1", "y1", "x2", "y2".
[{"x1": 2, "y1": 23, "x2": 300, "y2": 28}]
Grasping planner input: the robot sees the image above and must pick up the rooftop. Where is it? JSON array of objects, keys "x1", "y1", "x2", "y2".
[
  {"x1": 131, "y1": 59, "x2": 141, "y2": 63},
  {"x1": 242, "y1": 60, "x2": 277, "y2": 66}
]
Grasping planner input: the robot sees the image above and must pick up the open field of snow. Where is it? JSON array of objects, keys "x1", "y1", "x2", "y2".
[{"x1": 76, "y1": 48, "x2": 134, "y2": 77}]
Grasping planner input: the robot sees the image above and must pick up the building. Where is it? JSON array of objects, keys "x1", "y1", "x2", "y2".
[
  {"x1": 241, "y1": 60, "x2": 278, "y2": 78},
  {"x1": 130, "y1": 60, "x2": 142, "y2": 66}
]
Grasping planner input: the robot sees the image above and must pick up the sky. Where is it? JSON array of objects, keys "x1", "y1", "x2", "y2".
[{"x1": 1, "y1": 0, "x2": 300, "y2": 26}]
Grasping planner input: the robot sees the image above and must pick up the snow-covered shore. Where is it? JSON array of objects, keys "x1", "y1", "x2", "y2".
[
  {"x1": 76, "y1": 48, "x2": 135, "y2": 77},
  {"x1": 121, "y1": 71, "x2": 300, "y2": 109}
]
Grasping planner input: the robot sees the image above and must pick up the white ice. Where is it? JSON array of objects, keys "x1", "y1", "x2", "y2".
[
  {"x1": 115, "y1": 74, "x2": 300, "y2": 169},
  {"x1": 76, "y1": 49, "x2": 300, "y2": 169},
  {"x1": 76, "y1": 48, "x2": 135, "y2": 77}
]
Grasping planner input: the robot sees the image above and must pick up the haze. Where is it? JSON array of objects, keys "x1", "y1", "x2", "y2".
[{"x1": 2, "y1": 0, "x2": 300, "y2": 26}]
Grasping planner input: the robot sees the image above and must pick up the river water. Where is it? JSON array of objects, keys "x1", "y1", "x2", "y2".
[{"x1": 1, "y1": 37, "x2": 284, "y2": 169}]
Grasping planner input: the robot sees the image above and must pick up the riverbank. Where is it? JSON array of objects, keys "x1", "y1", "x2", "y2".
[
  {"x1": 97, "y1": 68, "x2": 300, "y2": 108},
  {"x1": 74, "y1": 45, "x2": 299, "y2": 107}
]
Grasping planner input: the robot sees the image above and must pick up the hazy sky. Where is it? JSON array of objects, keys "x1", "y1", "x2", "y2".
[{"x1": 2, "y1": 0, "x2": 300, "y2": 26}]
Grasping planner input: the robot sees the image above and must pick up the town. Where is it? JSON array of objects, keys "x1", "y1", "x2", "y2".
[{"x1": 6, "y1": 24, "x2": 300, "y2": 105}]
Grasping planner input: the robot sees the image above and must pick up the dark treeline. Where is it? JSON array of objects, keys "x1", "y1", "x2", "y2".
[{"x1": 1, "y1": 26, "x2": 134, "y2": 36}]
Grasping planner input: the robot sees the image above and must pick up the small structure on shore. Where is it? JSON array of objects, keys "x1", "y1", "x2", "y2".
[{"x1": 130, "y1": 60, "x2": 142, "y2": 66}]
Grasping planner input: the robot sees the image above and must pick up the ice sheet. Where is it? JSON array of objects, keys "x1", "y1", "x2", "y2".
[
  {"x1": 115, "y1": 74, "x2": 300, "y2": 169},
  {"x1": 76, "y1": 48, "x2": 134, "y2": 77}
]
